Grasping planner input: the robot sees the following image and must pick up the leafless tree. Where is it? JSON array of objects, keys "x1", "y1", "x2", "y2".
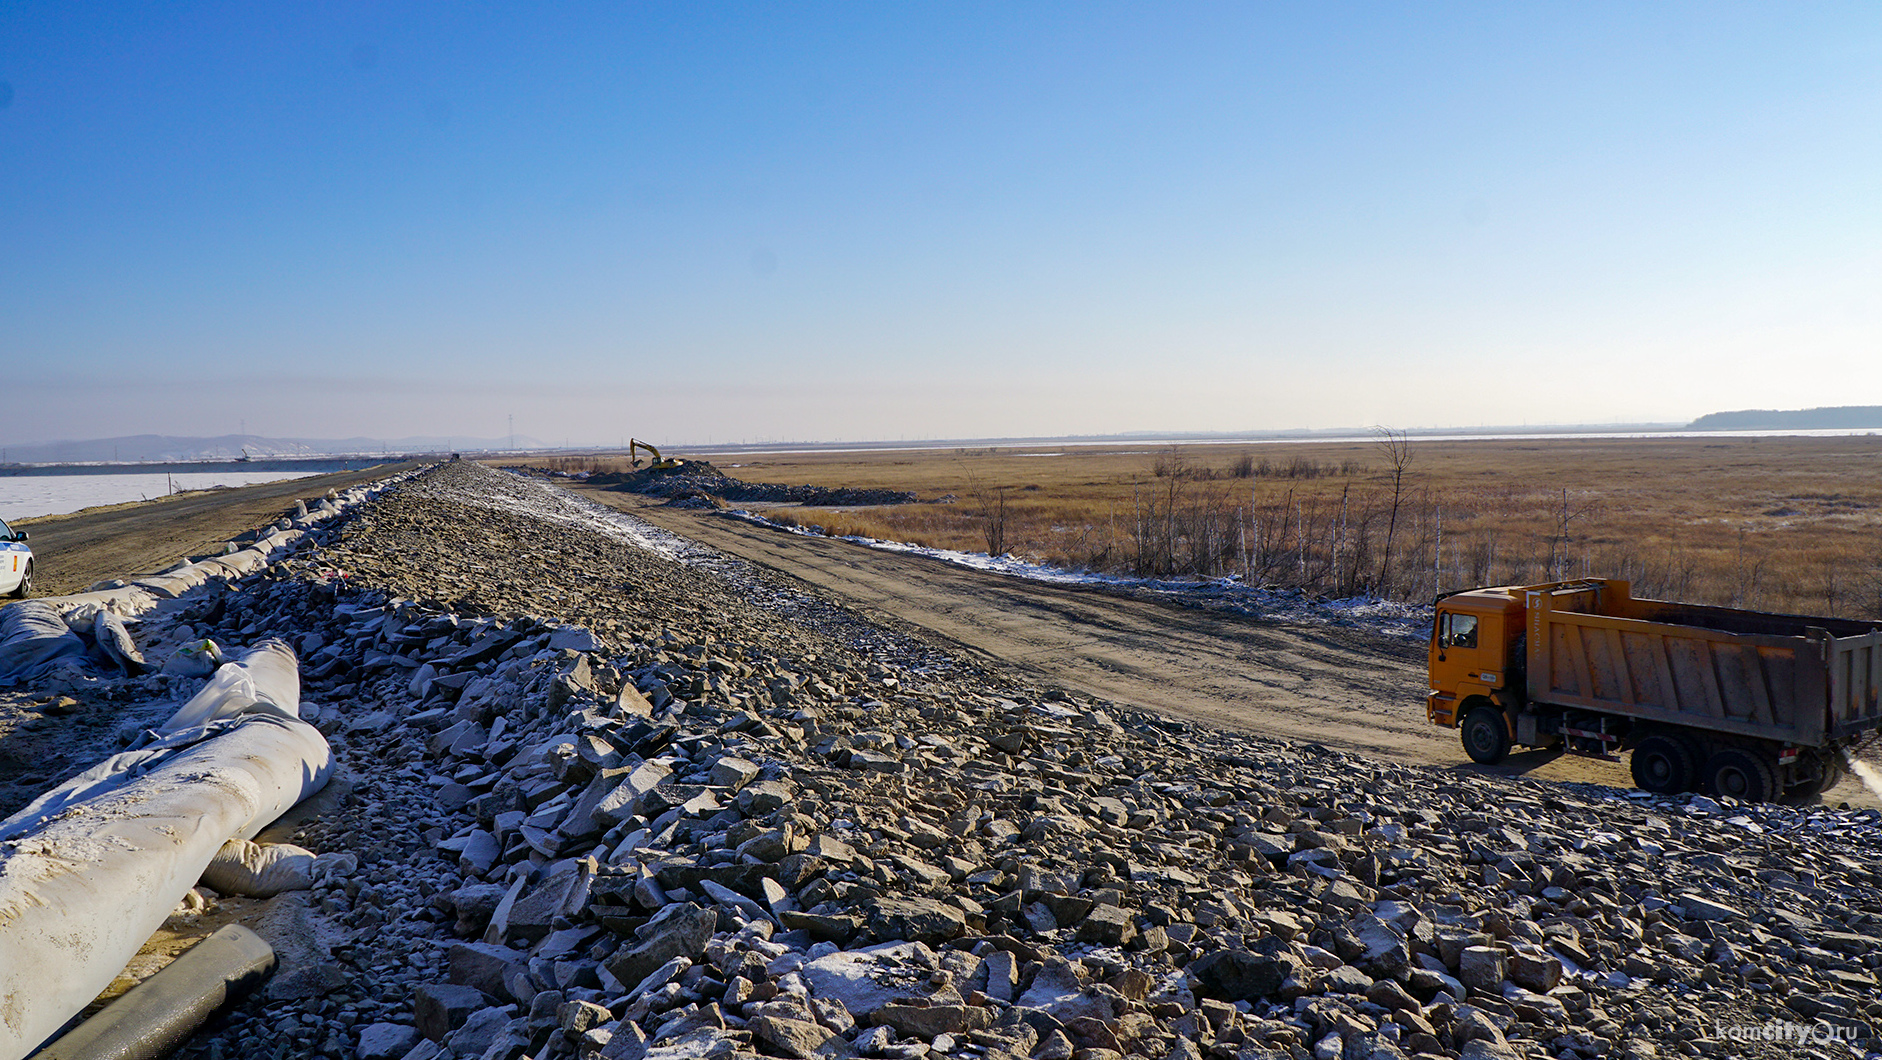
[
  {"x1": 1374, "y1": 426, "x2": 1415, "y2": 595},
  {"x1": 1547, "y1": 487, "x2": 1603, "y2": 580}
]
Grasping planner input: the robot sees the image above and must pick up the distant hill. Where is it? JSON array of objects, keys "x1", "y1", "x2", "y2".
[
  {"x1": 1689, "y1": 406, "x2": 1882, "y2": 431},
  {"x1": 0, "y1": 433, "x2": 544, "y2": 464}
]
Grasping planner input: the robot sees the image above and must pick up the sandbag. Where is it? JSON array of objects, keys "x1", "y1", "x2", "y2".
[
  {"x1": 210, "y1": 549, "x2": 268, "y2": 576},
  {"x1": 13, "y1": 468, "x2": 403, "y2": 636},
  {"x1": 0, "y1": 640, "x2": 330, "y2": 1060},
  {"x1": 92, "y1": 609, "x2": 146, "y2": 676},
  {"x1": 0, "y1": 602, "x2": 88, "y2": 686},
  {"x1": 200, "y1": 838, "x2": 316, "y2": 897},
  {"x1": 197, "y1": 840, "x2": 351, "y2": 898},
  {"x1": 131, "y1": 565, "x2": 209, "y2": 599},
  {"x1": 30, "y1": 585, "x2": 158, "y2": 617},
  {"x1": 0, "y1": 639, "x2": 314, "y2": 839},
  {"x1": 162, "y1": 638, "x2": 224, "y2": 677},
  {"x1": 158, "y1": 640, "x2": 299, "y2": 732},
  {"x1": 193, "y1": 555, "x2": 255, "y2": 579}
]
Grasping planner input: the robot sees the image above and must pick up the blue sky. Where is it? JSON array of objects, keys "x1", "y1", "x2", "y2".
[{"x1": 4, "y1": 3, "x2": 1880, "y2": 445}]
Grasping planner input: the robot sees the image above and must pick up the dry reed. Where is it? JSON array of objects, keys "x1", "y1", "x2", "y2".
[{"x1": 531, "y1": 436, "x2": 1882, "y2": 617}]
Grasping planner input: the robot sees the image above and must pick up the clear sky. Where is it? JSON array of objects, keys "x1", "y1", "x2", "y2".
[{"x1": 4, "y1": 3, "x2": 1880, "y2": 446}]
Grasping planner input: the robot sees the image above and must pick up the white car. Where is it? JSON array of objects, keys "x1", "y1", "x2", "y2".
[{"x1": 0, "y1": 517, "x2": 32, "y2": 598}]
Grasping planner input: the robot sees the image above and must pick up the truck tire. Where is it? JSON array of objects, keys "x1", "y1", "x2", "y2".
[
  {"x1": 1461, "y1": 707, "x2": 1511, "y2": 764},
  {"x1": 1630, "y1": 733, "x2": 1698, "y2": 794},
  {"x1": 1704, "y1": 746, "x2": 1779, "y2": 803}
]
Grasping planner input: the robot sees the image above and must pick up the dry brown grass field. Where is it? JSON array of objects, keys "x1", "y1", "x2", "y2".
[{"x1": 542, "y1": 435, "x2": 1882, "y2": 616}]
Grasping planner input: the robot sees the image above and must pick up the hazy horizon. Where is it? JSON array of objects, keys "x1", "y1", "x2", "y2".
[
  {"x1": 6, "y1": 4, "x2": 1881, "y2": 444},
  {"x1": 21, "y1": 413, "x2": 1882, "y2": 461}
]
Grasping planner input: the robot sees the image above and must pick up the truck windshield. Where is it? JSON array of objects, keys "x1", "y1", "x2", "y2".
[{"x1": 1440, "y1": 613, "x2": 1478, "y2": 649}]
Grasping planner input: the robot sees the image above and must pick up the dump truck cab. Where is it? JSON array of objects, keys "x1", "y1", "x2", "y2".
[{"x1": 1428, "y1": 586, "x2": 1528, "y2": 758}]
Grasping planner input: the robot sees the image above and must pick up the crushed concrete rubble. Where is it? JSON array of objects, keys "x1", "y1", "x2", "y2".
[{"x1": 6, "y1": 461, "x2": 1881, "y2": 1060}]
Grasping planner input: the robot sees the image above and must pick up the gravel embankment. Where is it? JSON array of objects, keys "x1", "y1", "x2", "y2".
[{"x1": 25, "y1": 461, "x2": 1882, "y2": 1060}]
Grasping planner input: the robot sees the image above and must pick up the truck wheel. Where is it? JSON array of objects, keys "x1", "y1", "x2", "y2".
[
  {"x1": 1461, "y1": 707, "x2": 1511, "y2": 764},
  {"x1": 1705, "y1": 747, "x2": 1779, "y2": 803},
  {"x1": 1630, "y1": 733, "x2": 1698, "y2": 794}
]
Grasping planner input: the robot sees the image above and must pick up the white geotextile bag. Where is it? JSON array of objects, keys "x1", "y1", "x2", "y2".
[
  {"x1": 0, "y1": 640, "x2": 308, "y2": 836},
  {"x1": 201, "y1": 838, "x2": 316, "y2": 897},
  {"x1": 163, "y1": 637, "x2": 224, "y2": 677},
  {"x1": 91, "y1": 609, "x2": 146, "y2": 675},
  {"x1": 0, "y1": 640, "x2": 332, "y2": 1060},
  {"x1": 0, "y1": 602, "x2": 87, "y2": 686},
  {"x1": 198, "y1": 839, "x2": 353, "y2": 898},
  {"x1": 159, "y1": 640, "x2": 301, "y2": 731}
]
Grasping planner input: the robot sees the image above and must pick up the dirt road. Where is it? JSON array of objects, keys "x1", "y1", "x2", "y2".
[
  {"x1": 574, "y1": 485, "x2": 1700, "y2": 795},
  {"x1": 13, "y1": 464, "x2": 417, "y2": 597}
]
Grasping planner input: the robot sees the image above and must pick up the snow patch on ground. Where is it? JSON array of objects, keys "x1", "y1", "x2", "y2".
[
  {"x1": 423, "y1": 470, "x2": 701, "y2": 561},
  {"x1": 723, "y1": 508, "x2": 1432, "y2": 641},
  {"x1": 497, "y1": 473, "x2": 963, "y2": 676}
]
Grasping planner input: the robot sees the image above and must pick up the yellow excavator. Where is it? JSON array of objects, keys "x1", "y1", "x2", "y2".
[{"x1": 629, "y1": 439, "x2": 684, "y2": 472}]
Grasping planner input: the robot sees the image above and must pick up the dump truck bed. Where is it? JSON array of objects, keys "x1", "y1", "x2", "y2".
[{"x1": 1526, "y1": 582, "x2": 1882, "y2": 746}]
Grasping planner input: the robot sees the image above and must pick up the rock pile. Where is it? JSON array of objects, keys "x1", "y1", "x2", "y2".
[
  {"x1": 583, "y1": 464, "x2": 916, "y2": 508},
  {"x1": 50, "y1": 462, "x2": 1881, "y2": 1060}
]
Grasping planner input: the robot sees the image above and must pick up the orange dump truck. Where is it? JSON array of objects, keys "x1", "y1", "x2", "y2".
[{"x1": 1428, "y1": 579, "x2": 1882, "y2": 801}]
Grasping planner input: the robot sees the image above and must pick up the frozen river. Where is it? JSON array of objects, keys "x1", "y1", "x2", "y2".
[{"x1": 0, "y1": 470, "x2": 327, "y2": 521}]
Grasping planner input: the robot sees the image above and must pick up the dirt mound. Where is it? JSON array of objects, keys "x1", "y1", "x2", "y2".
[{"x1": 599, "y1": 461, "x2": 916, "y2": 507}]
